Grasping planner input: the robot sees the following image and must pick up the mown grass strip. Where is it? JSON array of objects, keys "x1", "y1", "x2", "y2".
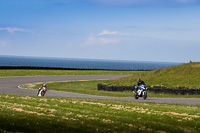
[
  {"x1": 0, "y1": 94, "x2": 199, "y2": 133},
  {"x1": 0, "y1": 69, "x2": 142, "y2": 77}
]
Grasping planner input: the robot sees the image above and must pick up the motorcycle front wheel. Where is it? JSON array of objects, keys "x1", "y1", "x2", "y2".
[
  {"x1": 134, "y1": 92, "x2": 139, "y2": 99},
  {"x1": 143, "y1": 91, "x2": 147, "y2": 100},
  {"x1": 41, "y1": 91, "x2": 45, "y2": 96}
]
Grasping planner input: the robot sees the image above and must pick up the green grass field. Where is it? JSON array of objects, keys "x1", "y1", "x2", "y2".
[
  {"x1": 0, "y1": 69, "x2": 141, "y2": 77},
  {"x1": 0, "y1": 94, "x2": 199, "y2": 133}
]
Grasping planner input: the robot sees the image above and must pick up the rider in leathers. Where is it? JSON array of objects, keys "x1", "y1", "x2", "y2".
[{"x1": 136, "y1": 79, "x2": 146, "y2": 91}]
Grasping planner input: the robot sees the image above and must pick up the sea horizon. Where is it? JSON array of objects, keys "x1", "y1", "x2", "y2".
[{"x1": 0, "y1": 55, "x2": 182, "y2": 70}]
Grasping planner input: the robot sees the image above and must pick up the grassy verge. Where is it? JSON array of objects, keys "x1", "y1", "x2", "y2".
[
  {"x1": 0, "y1": 94, "x2": 199, "y2": 133},
  {"x1": 0, "y1": 69, "x2": 142, "y2": 77},
  {"x1": 22, "y1": 80, "x2": 200, "y2": 98},
  {"x1": 107, "y1": 62, "x2": 200, "y2": 88}
]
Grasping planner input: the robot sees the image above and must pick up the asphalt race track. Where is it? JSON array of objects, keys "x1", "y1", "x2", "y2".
[{"x1": 0, "y1": 75, "x2": 199, "y2": 106}]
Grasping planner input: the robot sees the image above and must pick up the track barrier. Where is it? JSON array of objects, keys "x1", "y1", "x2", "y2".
[{"x1": 97, "y1": 84, "x2": 200, "y2": 95}]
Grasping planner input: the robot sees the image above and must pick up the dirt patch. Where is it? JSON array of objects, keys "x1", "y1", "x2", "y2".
[
  {"x1": 66, "y1": 112, "x2": 73, "y2": 116},
  {"x1": 107, "y1": 104, "x2": 200, "y2": 120},
  {"x1": 80, "y1": 101, "x2": 106, "y2": 106},
  {"x1": 102, "y1": 119, "x2": 113, "y2": 123},
  {"x1": 13, "y1": 108, "x2": 24, "y2": 112},
  {"x1": 0, "y1": 101, "x2": 56, "y2": 117},
  {"x1": 17, "y1": 96, "x2": 36, "y2": 100},
  {"x1": 62, "y1": 116, "x2": 77, "y2": 121}
]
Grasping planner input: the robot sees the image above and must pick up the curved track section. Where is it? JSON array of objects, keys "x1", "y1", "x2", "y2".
[
  {"x1": 0, "y1": 75, "x2": 199, "y2": 106},
  {"x1": 0, "y1": 75, "x2": 128, "y2": 96}
]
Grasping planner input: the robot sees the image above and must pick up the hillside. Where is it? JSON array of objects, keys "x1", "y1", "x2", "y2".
[{"x1": 108, "y1": 62, "x2": 200, "y2": 88}]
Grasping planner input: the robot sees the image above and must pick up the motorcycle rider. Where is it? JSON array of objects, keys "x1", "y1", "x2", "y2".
[
  {"x1": 37, "y1": 83, "x2": 47, "y2": 95},
  {"x1": 136, "y1": 79, "x2": 146, "y2": 91}
]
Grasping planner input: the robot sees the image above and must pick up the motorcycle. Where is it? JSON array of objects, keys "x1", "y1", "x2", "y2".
[
  {"x1": 133, "y1": 85, "x2": 147, "y2": 100},
  {"x1": 37, "y1": 87, "x2": 47, "y2": 96}
]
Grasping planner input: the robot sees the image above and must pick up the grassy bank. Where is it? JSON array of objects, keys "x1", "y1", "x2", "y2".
[
  {"x1": 0, "y1": 94, "x2": 199, "y2": 133},
  {"x1": 0, "y1": 69, "x2": 141, "y2": 77},
  {"x1": 107, "y1": 62, "x2": 200, "y2": 88}
]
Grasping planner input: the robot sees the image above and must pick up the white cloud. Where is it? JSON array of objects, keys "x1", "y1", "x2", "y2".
[
  {"x1": 0, "y1": 27, "x2": 25, "y2": 33},
  {"x1": 99, "y1": 30, "x2": 122, "y2": 36},
  {"x1": 84, "y1": 33, "x2": 120, "y2": 46},
  {"x1": 99, "y1": 30, "x2": 127, "y2": 36},
  {"x1": 0, "y1": 40, "x2": 8, "y2": 47},
  {"x1": 84, "y1": 29, "x2": 128, "y2": 46}
]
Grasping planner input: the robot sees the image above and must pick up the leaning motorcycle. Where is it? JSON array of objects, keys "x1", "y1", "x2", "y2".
[
  {"x1": 37, "y1": 87, "x2": 47, "y2": 96},
  {"x1": 133, "y1": 85, "x2": 147, "y2": 100}
]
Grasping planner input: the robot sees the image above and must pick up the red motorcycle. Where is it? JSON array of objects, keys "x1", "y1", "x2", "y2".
[{"x1": 37, "y1": 87, "x2": 47, "y2": 96}]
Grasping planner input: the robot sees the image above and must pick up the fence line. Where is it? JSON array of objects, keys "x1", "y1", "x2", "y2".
[{"x1": 97, "y1": 84, "x2": 200, "y2": 95}]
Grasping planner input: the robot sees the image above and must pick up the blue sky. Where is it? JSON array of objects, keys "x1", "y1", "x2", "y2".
[{"x1": 0, "y1": 0, "x2": 200, "y2": 62}]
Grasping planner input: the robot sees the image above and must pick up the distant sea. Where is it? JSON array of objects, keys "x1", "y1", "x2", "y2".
[{"x1": 0, "y1": 55, "x2": 181, "y2": 70}]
